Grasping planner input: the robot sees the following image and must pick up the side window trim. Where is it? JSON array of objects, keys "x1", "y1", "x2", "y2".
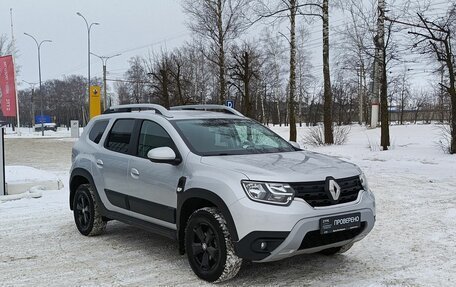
[{"x1": 129, "y1": 119, "x2": 142, "y2": 156}]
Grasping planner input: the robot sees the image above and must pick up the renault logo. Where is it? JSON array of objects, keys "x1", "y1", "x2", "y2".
[{"x1": 325, "y1": 177, "x2": 341, "y2": 202}]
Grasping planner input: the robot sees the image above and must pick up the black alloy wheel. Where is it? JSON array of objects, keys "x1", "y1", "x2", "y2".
[
  {"x1": 190, "y1": 222, "x2": 220, "y2": 272},
  {"x1": 185, "y1": 207, "x2": 242, "y2": 282},
  {"x1": 74, "y1": 190, "x2": 92, "y2": 233},
  {"x1": 72, "y1": 184, "x2": 106, "y2": 236}
]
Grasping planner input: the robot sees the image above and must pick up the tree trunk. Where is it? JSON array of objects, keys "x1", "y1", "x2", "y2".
[
  {"x1": 322, "y1": 0, "x2": 333, "y2": 144},
  {"x1": 445, "y1": 41, "x2": 456, "y2": 153},
  {"x1": 217, "y1": 0, "x2": 226, "y2": 104},
  {"x1": 380, "y1": 50, "x2": 390, "y2": 148},
  {"x1": 288, "y1": 0, "x2": 297, "y2": 141},
  {"x1": 243, "y1": 52, "x2": 251, "y2": 117},
  {"x1": 160, "y1": 69, "x2": 170, "y2": 109}
]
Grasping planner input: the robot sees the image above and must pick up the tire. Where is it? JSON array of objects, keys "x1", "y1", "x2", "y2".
[
  {"x1": 73, "y1": 183, "x2": 106, "y2": 236},
  {"x1": 319, "y1": 243, "x2": 354, "y2": 255},
  {"x1": 185, "y1": 207, "x2": 242, "y2": 283}
]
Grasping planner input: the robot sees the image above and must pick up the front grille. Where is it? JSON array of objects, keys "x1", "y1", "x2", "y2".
[
  {"x1": 290, "y1": 176, "x2": 362, "y2": 207},
  {"x1": 298, "y1": 223, "x2": 366, "y2": 250}
]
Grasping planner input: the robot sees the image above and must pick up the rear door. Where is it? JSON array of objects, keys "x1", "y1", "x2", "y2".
[{"x1": 95, "y1": 118, "x2": 138, "y2": 211}]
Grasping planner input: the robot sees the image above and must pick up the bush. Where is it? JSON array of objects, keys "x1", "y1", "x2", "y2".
[
  {"x1": 436, "y1": 124, "x2": 452, "y2": 153},
  {"x1": 302, "y1": 125, "x2": 351, "y2": 146}
]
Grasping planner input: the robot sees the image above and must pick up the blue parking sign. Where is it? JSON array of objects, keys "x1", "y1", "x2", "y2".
[{"x1": 225, "y1": 100, "x2": 235, "y2": 109}]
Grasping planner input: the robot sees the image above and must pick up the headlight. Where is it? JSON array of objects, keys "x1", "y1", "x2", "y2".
[
  {"x1": 242, "y1": 181, "x2": 295, "y2": 206},
  {"x1": 359, "y1": 173, "x2": 369, "y2": 191}
]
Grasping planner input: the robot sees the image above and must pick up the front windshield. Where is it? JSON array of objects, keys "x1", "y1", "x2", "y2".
[{"x1": 173, "y1": 119, "x2": 296, "y2": 156}]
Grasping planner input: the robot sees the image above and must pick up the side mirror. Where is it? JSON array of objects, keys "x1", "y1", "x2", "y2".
[
  {"x1": 147, "y1": 147, "x2": 181, "y2": 165},
  {"x1": 289, "y1": 141, "x2": 300, "y2": 149}
]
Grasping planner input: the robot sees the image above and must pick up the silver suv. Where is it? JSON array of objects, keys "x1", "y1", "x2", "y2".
[{"x1": 70, "y1": 104, "x2": 375, "y2": 282}]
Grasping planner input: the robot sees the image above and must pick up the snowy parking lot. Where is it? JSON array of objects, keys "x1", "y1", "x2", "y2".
[{"x1": 1, "y1": 125, "x2": 455, "y2": 286}]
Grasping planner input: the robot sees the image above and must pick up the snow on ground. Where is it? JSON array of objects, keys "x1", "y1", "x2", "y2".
[
  {"x1": 5, "y1": 166, "x2": 61, "y2": 184},
  {"x1": 4, "y1": 126, "x2": 81, "y2": 139},
  {"x1": 0, "y1": 124, "x2": 455, "y2": 286}
]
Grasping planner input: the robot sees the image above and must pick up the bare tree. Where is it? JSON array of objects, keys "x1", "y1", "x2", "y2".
[
  {"x1": 254, "y1": 0, "x2": 305, "y2": 140},
  {"x1": 409, "y1": 6, "x2": 456, "y2": 153},
  {"x1": 0, "y1": 34, "x2": 20, "y2": 76},
  {"x1": 256, "y1": 0, "x2": 335, "y2": 142},
  {"x1": 125, "y1": 56, "x2": 149, "y2": 103},
  {"x1": 335, "y1": 0, "x2": 376, "y2": 125},
  {"x1": 228, "y1": 42, "x2": 262, "y2": 118},
  {"x1": 182, "y1": 0, "x2": 250, "y2": 104},
  {"x1": 0, "y1": 34, "x2": 15, "y2": 56},
  {"x1": 296, "y1": 25, "x2": 315, "y2": 126},
  {"x1": 260, "y1": 28, "x2": 287, "y2": 126},
  {"x1": 391, "y1": 67, "x2": 411, "y2": 124},
  {"x1": 410, "y1": 89, "x2": 430, "y2": 124},
  {"x1": 145, "y1": 52, "x2": 172, "y2": 108},
  {"x1": 115, "y1": 81, "x2": 130, "y2": 105}
]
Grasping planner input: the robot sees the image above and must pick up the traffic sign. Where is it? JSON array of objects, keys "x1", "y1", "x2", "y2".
[{"x1": 225, "y1": 100, "x2": 235, "y2": 109}]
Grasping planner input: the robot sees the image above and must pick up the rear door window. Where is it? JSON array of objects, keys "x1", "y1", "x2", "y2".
[{"x1": 105, "y1": 119, "x2": 136, "y2": 154}]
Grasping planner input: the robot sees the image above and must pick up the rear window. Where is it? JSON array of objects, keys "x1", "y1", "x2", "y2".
[
  {"x1": 88, "y1": 120, "x2": 109, "y2": 144},
  {"x1": 105, "y1": 119, "x2": 135, "y2": 154}
]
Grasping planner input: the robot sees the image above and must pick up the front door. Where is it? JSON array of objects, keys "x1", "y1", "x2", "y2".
[{"x1": 127, "y1": 120, "x2": 184, "y2": 226}]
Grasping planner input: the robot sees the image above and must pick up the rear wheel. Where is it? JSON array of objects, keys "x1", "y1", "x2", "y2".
[
  {"x1": 185, "y1": 207, "x2": 242, "y2": 282},
  {"x1": 73, "y1": 184, "x2": 106, "y2": 236}
]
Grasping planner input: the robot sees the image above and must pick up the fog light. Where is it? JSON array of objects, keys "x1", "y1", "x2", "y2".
[{"x1": 260, "y1": 242, "x2": 267, "y2": 250}]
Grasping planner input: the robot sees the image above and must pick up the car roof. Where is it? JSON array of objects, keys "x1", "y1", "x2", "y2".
[
  {"x1": 98, "y1": 104, "x2": 246, "y2": 121},
  {"x1": 167, "y1": 110, "x2": 242, "y2": 120}
]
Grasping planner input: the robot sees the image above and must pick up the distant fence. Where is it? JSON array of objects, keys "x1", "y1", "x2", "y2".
[{"x1": 389, "y1": 109, "x2": 450, "y2": 123}]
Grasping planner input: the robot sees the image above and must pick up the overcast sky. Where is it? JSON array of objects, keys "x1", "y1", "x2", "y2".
[
  {"x1": 1, "y1": 0, "x2": 190, "y2": 88},
  {"x1": 1, "y1": 0, "x2": 451, "y2": 92}
]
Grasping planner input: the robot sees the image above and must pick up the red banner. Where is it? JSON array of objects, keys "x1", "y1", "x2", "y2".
[{"x1": 0, "y1": 55, "x2": 17, "y2": 117}]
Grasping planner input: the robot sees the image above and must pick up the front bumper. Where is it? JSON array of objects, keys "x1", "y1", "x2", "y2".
[
  {"x1": 232, "y1": 190, "x2": 376, "y2": 262},
  {"x1": 257, "y1": 208, "x2": 375, "y2": 262}
]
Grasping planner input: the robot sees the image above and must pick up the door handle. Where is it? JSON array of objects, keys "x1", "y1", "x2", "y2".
[
  {"x1": 130, "y1": 168, "x2": 140, "y2": 179},
  {"x1": 96, "y1": 159, "x2": 104, "y2": 168}
]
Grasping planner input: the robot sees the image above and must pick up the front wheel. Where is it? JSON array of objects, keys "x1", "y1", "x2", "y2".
[{"x1": 185, "y1": 207, "x2": 242, "y2": 282}]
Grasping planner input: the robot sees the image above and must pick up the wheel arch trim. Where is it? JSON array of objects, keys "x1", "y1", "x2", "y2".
[
  {"x1": 177, "y1": 188, "x2": 239, "y2": 254},
  {"x1": 69, "y1": 168, "x2": 95, "y2": 210}
]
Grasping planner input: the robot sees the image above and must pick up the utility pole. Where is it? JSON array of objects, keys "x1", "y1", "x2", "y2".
[
  {"x1": 24, "y1": 33, "x2": 52, "y2": 136},
  {"x1": 91, "y1": 53, "x2": 121, "y2": 111},
  {"x1": 76, "y1": 12, "x2": 99, "y2": 125},
  {"x1": 23, "y1": 81, "x2": 37, "y2": 127}
]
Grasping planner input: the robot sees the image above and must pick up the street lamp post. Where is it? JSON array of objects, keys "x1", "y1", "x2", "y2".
[
  {"x1": 76, "y1": 12, "x2": 99, "y2": 124},
  {"x1": 91, "y1": 52, "x2": 121, "y2": 111},
  {"x1": 24, "y1": 33, "x2": 51, "y2": 136},
  {"x1": 22, "y1": 80, "x2": 37, "y2": 127}
]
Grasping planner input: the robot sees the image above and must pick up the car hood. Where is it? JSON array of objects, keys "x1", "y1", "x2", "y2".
[{"x1": 200, "y1": 151, "x2": 360, "y2": 182}]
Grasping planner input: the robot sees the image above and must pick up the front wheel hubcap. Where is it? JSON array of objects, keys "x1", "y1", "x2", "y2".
[
  {"x1": 75, "y1": 193, "x2": 91, "y2": 229},
  {"x1": 191, "y1": 223, "x2": 220, "y2": 272}
]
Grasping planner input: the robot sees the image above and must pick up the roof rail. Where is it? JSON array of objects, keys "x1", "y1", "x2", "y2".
[
  {"x1": 103, "y1": 104, "x2": 173, "y2": 118},
  {"x1": 170, "y1": 104, "x2": 244, "y2": 117}
]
